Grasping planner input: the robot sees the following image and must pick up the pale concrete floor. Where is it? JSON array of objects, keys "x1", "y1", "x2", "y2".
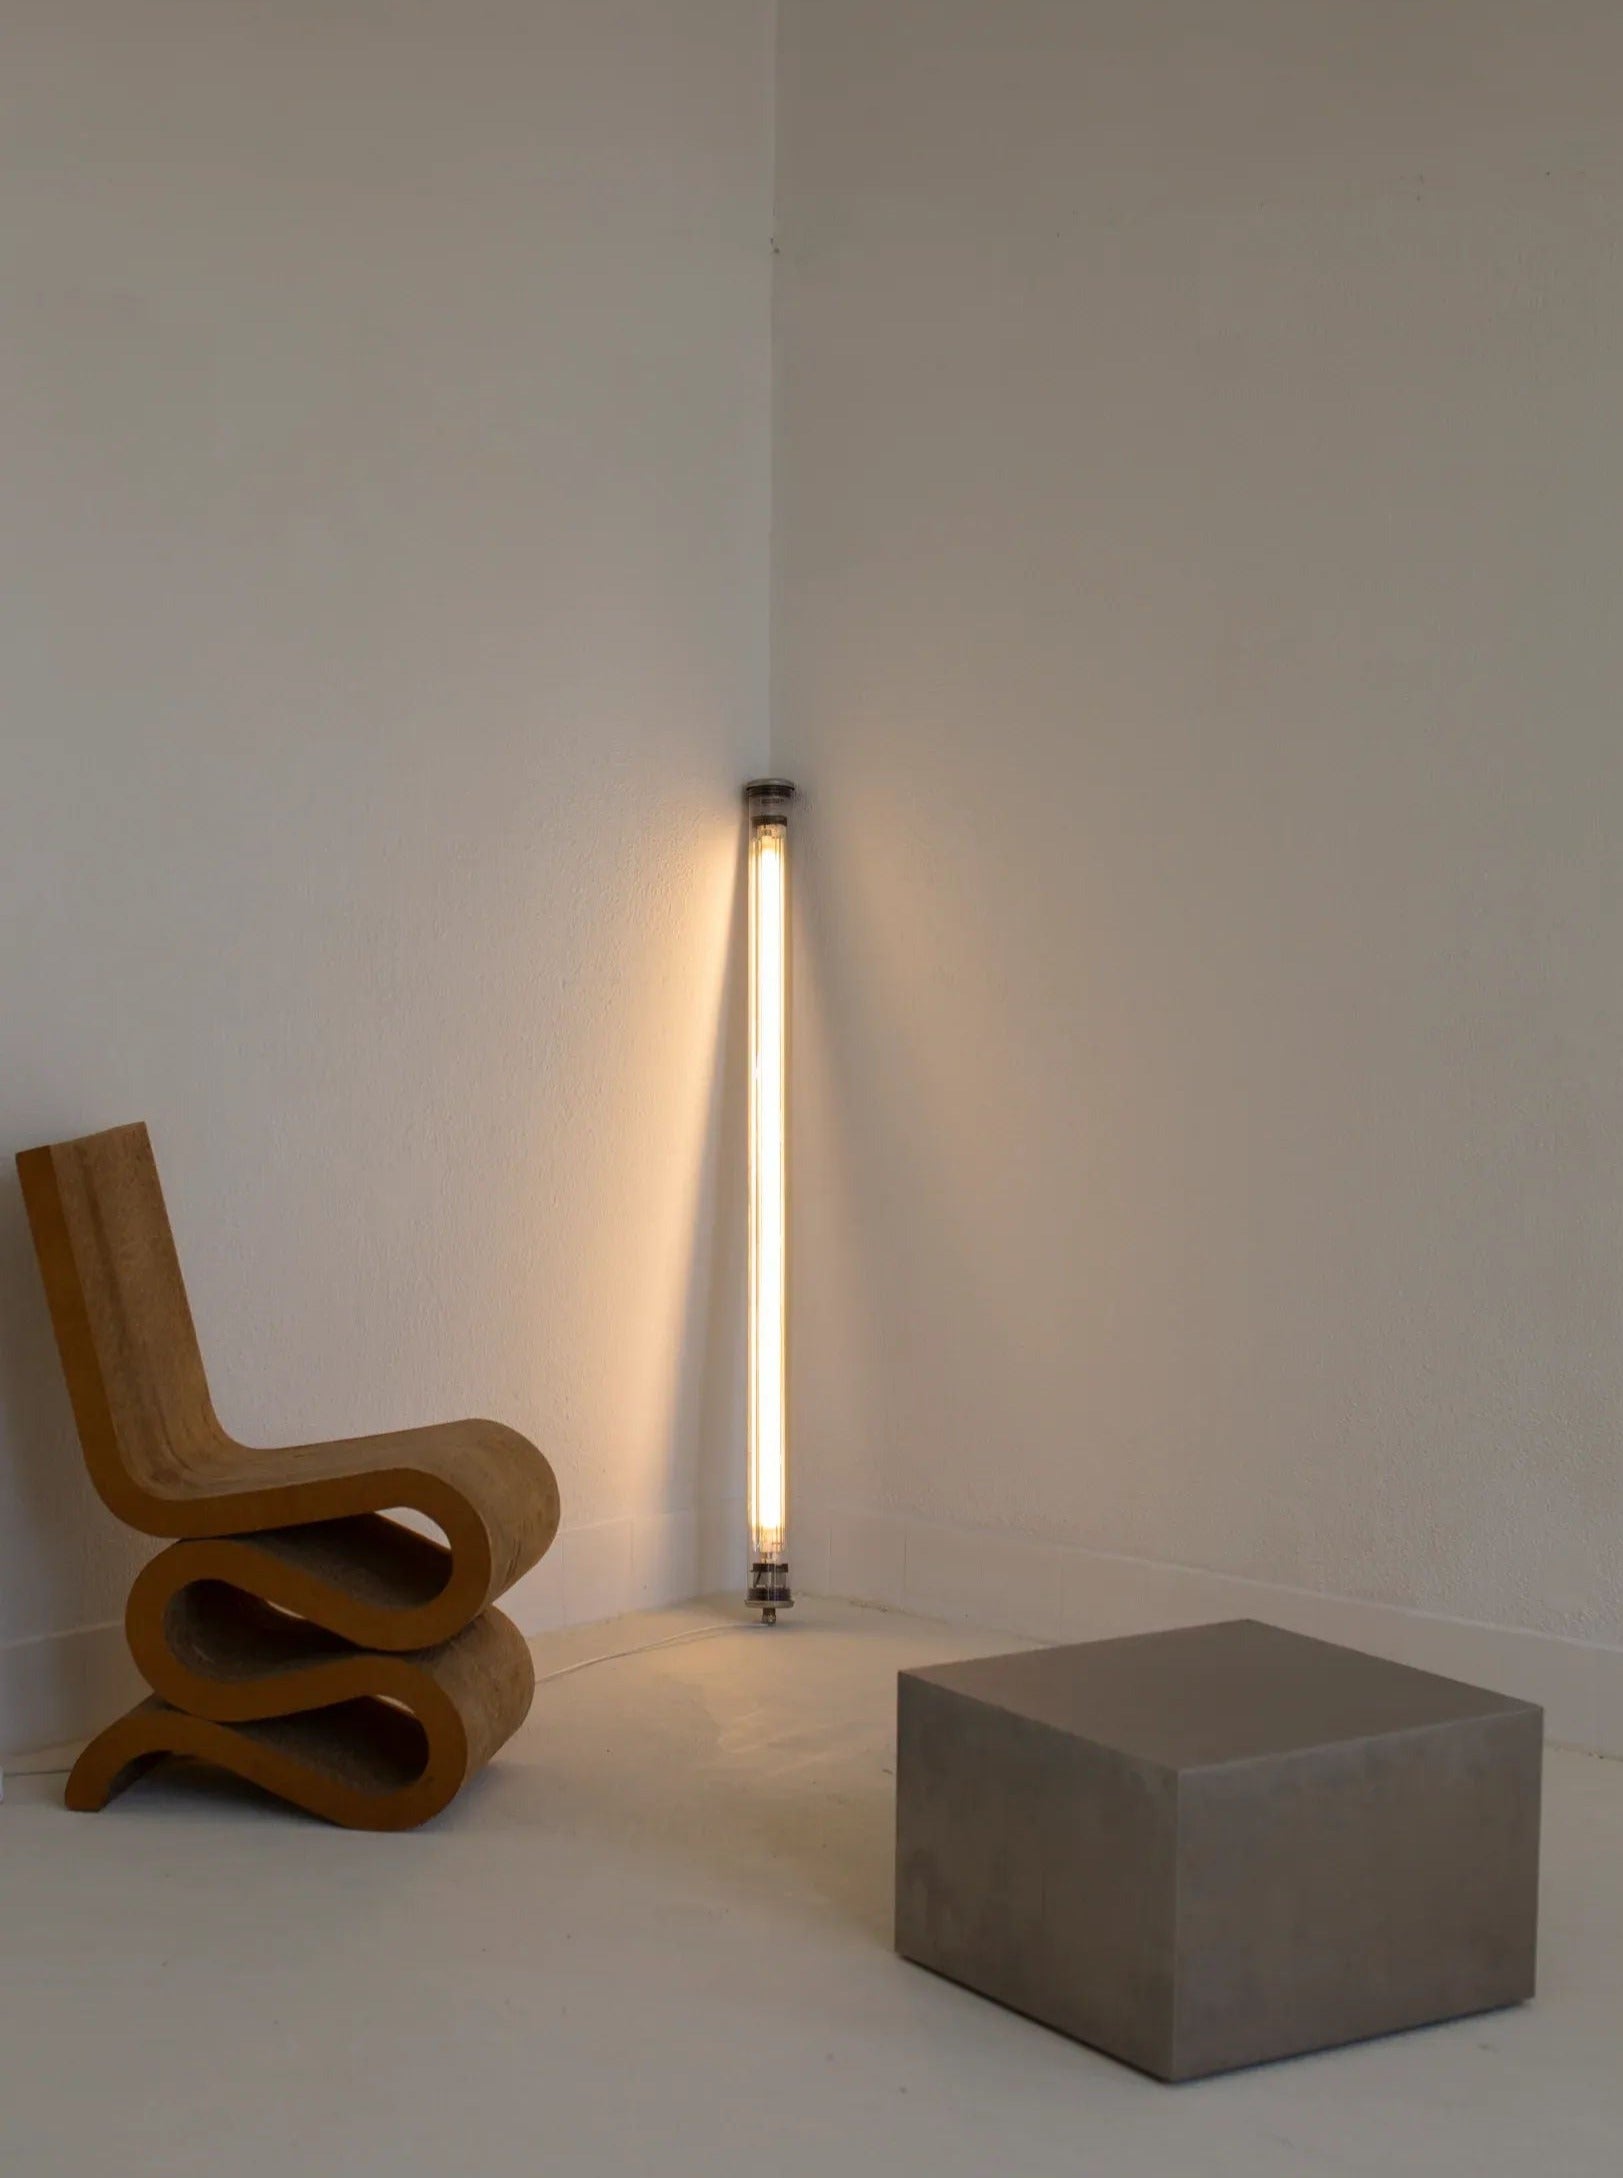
[{"x1": 1, "y1": 1598, "x2": 1619, "y2": 2176}]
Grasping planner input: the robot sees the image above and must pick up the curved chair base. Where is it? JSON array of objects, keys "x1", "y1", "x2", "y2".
[{"x1": 68, "y1": 1605, "x2": 536, "y2": 1831}]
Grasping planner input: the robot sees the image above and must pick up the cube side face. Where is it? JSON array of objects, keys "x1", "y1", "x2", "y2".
[
  {"x1": 896, "y1": 1673, "x2": 1180, "y2": 2077},
  {"x1": 1171, "y1": 1705, "x2": 1543, "y2": 2080}
]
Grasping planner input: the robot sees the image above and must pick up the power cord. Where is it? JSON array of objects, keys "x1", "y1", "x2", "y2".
[{"x1": 532, "y1": 1618, "x2": 763, "y2": 1685}]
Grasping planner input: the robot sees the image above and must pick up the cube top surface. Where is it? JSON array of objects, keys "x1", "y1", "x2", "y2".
[{"x1": 902, "y1": 1618, "x2": 1538, "y2": 1772}]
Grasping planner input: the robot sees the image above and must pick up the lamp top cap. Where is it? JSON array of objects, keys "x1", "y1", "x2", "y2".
[{"x1": 744, "y1": 777, "x2": 797, "y2": 815}]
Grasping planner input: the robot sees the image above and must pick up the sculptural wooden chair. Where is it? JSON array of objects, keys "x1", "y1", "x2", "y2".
[{"x1": 16, "y1": 1122, "x2": 561, "y2": 1830}]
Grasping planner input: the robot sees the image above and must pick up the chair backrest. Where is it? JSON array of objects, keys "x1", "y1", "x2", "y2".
[{"x1": 16, "y1": 1122, "x2": 220, "y2": 1527}]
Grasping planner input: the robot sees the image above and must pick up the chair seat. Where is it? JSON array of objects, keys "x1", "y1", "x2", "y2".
[{"x1": 136, "y1": 1417, "x2": 560, "y2": 1626}]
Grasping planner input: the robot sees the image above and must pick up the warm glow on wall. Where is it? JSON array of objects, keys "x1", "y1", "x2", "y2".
[{"x1": 745, "y1": 779, "x2": 796, "y2": 1621}]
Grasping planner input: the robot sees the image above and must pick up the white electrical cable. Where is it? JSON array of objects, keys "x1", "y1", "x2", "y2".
[{"x1": 532, "y1": 1619, "x2": 763, "y2": 1686}]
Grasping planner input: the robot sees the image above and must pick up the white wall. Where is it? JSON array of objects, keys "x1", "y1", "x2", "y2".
[
  {"x1": 9, "y1": 0, "x2": 1622, "y2": 1761},
  {"x1": 775, "y1": 0, "x2": 1623, "y2": 1742},
  {"x1": 0, "y1": 0, "x2": 773, "y2": 1750}
]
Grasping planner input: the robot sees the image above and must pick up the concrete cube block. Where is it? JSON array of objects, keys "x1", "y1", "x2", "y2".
[{"x1": 895, "y1": 1619, "x2": 1541, "y2": 2080}]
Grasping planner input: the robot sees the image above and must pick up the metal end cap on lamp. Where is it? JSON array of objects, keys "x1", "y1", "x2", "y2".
[
  {"x1": 747, "y1": 1562, "x2": 794, "y2": 1617},
  {"x1": 744, "y1": 777, "x2": 797, "y2": 821}
]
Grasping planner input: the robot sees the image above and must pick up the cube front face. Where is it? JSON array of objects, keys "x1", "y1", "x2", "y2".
[
  {"x1": 896, "y1": 1676, "x2": 1181, "y2": 2077},
  {"x1": 895, "y1": 1626, "x2": 1543, "y2": 2082}
]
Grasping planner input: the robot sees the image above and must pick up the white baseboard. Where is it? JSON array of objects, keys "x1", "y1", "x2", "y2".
[
  {"x1": 17, "y1": 1501, "x2": 1609, "y2": 1763},
  {"x1": 0, "y1": 1619, "x2": 145, "y2": 1762},
  {"x1": 793, "y1": 1500, "x2": 1623, "y2": 1760},
  {"x1": 0, "y1": 1501, "x2": 751, "y2": 1760}
]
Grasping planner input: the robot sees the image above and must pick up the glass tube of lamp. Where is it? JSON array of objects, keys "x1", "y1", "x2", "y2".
[{"x1": 745, "y1": 779, "x2": 795, "y2": 1621}]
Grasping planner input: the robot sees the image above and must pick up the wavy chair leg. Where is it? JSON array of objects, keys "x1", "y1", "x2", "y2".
[{"x1": 69, "y1": 1606, "x2": 536, "y2": 1831}]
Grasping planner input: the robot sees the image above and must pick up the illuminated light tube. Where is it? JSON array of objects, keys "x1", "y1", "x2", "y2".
[{"x1": 745, "y1": 778, "x2": 796, "y2": 1622}]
